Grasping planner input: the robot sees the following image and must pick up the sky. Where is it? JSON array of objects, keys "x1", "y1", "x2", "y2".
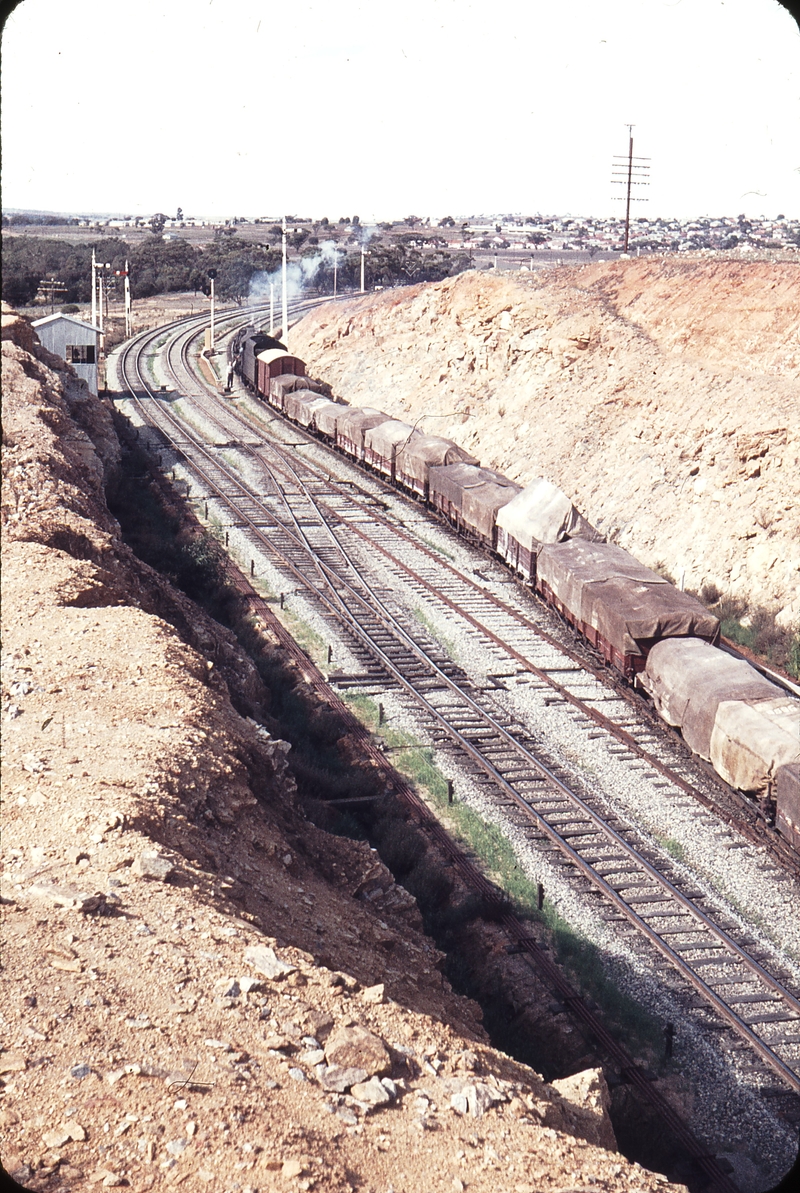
[{"x1": 1, "y1": 0, "x2": 798, "y2": 221}]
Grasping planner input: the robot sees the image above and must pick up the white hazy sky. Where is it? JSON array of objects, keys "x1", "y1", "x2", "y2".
[{"x1": 2, "y1": 0, "x2": 798, "y2": 221}]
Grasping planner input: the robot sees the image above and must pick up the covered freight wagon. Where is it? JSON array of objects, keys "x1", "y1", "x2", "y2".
[
  {"x1": 336, "y1": 407, "x2": 392, "y2": 462},
  {"x1": 429, "y1": 463, "x2": 521, "y2": 549},
  {"x1": 256, "y1": 349, "x2": 306, "y2": 402},
  {"x1": 363, "y1": 420, "x2": 417, "y2": 481},
  {"x1": 395, "y1": 434, "x2": 478, "y2": 500},
  {"x1": 313, "y1": 399, "x2": 347, "y2": 439},
  {"x1": 776, "y1": 763, "x2": 800, "y2": 851},
  {"x1": 283, "y1": 391, "x2": 331, "y2": 427},
  {"x1": 642, "y1": 638, "x2": 800, "y2": 794},
  {"x1": 496, "y1": 477, "x2": 600, "y2": 583},
  {"x1": 536, "y1": 540, "x2": 720, "y2": 678},
  {"x1": 269, "y1": 372, "x2": 329, "y2": 411}
]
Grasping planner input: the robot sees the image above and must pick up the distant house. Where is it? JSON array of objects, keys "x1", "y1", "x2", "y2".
[{"x1": 31, "y1": 312, "x2": 100, "y2": 395}]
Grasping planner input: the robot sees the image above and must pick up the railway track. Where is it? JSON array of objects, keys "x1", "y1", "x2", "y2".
[
  {"x1": 115, "y1": 312, "x2": 800, "y2": 1102},
  {"x1": 157, "y1": 309, "x2": 800, "y2": 875},
  {"x1": 110, "y1": 312, "x2": 800, "y2": 1188}
]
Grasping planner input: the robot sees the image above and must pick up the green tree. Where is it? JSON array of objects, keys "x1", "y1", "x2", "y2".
[{"x1": 149, "y1": 213, "x2": 168, "y2": 236}]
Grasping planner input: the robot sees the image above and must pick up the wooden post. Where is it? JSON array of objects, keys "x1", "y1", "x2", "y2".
[
  {"x1": 537, "y1": 883, "x2": 545, "y2": 911},
  {"x1": 447, "y1": 779, "x2": 454, "y2": 805}
]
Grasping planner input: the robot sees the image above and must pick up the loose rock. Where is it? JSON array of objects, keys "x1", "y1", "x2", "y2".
[
  {"x1": 244, "y1": 944, "x2": 296, "y2": 980},
  {"x1": 319, "y1": 1064, "x2": 368, "y2": 1093},
  {"x1": 324, "y1": 1024, "x2": 391, "y2": 1076},
  {"x1": 29, "y1": 882, "x2": 106, "y2": 913},
  {"x1": 350, "y1": 1075, "x2": 392, "y2": 1106},
  {"x1": 361, "y1": 982, "x2": 385, "y2": 1005},
  {"x1": 132, "y1": 851, "x2": 174, "y2": 881}
]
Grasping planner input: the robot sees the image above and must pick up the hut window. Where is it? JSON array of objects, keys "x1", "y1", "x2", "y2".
[{"x1": 66, "y1": 344, "x2": 96, "y2": 364}]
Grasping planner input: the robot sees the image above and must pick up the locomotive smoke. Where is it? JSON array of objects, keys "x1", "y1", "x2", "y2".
[{"x1": 247, "y1": 240, "x2": 340, "y2": 306}]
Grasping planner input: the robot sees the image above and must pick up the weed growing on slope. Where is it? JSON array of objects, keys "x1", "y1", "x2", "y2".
[{"x1": 343, "y1": 692, "x2": 661, "y2": 1056}]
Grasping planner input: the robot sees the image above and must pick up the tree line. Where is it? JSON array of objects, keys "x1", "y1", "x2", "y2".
[{"x1": 2, "y1": 232, "x2": 473, "y2": 310}]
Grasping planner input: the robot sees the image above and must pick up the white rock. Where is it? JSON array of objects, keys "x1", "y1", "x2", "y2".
[{"x1": 243, "y1": 944, "x2": 296, "y2": 980}]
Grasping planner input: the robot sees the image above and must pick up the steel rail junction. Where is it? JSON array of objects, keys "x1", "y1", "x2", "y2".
[{"x1": 116, "y1": 312, "x2": 800, "y2": 1113}]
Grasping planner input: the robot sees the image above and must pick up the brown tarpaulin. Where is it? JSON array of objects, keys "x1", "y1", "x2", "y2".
[
  {"x1": 429, "y1": 463, "x2": 521, "y2": 542},
  {"x1": 396, "y1": 434, "x2": 478, "y2": 489},
  {"x1": 643, "y1": 638, "x2": 800, "y2": 792},
  {"x1": 336, "y1": 408, "x2": 392, "y2": 454},
  {"x1": 537, "y1": 541, "x2": 719, "y2": 659},
  {"x1": 284, "y1": 392, "x2": 331, "y2": 427},
  {"x1": 495, "y1": 477, "x2": 599, "y2": 549},
  {"x1": 313, "y1": 400, "x2": 346, "y2": 438}
]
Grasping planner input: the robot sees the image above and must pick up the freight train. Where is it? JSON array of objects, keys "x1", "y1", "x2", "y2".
[{"x1": 231, "y1": 328, "x2": 800, "y2": 851}]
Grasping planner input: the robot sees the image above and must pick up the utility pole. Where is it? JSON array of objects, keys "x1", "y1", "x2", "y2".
[
  {"x1": 360, "y1": 245, "x2": 365, "y2": 293},
  {"x1": 282, "y1": 216, "x2": 289, "y2": 348},
  {"x1": 208, "y1": 270, "x2": 217, "y2": 350},
  {"x1": 333, "y1": 252, "x2": 338, "y2": 299},
  {"x1": 611, "y1": 124, "x2": 650, "y2": 252},
  {"x1": 123, "y1": 260, "x2": 132, "y2": 339},
  {"x1": 269, "y1": 282, "x2": 275, "y2": 334},
  {"x1": 91, "y1": 250, "x2": 97, "y2": 327}
]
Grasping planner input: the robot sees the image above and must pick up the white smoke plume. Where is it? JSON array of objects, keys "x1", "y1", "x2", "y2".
[{"x1": 247, "y1": 240, "x2": 340, "y2": 305}]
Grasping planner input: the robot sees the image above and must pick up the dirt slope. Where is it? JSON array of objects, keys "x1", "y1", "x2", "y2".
[
  {"x1": 1, "y1": 308, "x2": 683, "y2": 1192},
  {"x1": 290, "y1": 260, "x2": 800, "y2": 627}
]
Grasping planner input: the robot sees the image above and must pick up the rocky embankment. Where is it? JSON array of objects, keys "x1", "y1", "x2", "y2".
[
  {"x1": 1, "y1": 309, "x2": 684, "y2": 1192},
  {"x1": 290, "y1": 259, "x2": 800, "y2": 628}
]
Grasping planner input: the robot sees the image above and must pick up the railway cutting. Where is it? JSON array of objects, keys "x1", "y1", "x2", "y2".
[{"x1": 111, "y1": 305, "x2": 800, "y2": 1174}]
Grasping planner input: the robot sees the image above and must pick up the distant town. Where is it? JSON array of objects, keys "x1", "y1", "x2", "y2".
[{"x1": 3, "y1": 209, "x2": 798, "y2": 256}]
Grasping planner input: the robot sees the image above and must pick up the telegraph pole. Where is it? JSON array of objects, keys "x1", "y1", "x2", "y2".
[
  {"x1": 282, "y1": 217, "x2": 289, "y2": 348},
  {"x1": 91, "y1": 250, "x2": 97, "y2": 327},
  {"x1": 611, "y1": 124, "x2": 650, "y2": 252},
  {"x1": 210, "y1": 275, "x2": 215, "y2": 347},
  {"x1": 124, "y1": 260, "x2": 132, "y2": 339},
  {"x1": 269, "y1": 282, "x2": 275, "y2": 334},
  {"x1": 360, "y1": 245, "x2": 366, "y2": 293}
]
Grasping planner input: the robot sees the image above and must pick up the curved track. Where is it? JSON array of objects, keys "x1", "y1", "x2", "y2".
[{"x1": 115, "y1": 309, "x2": 800, "y2": 1104}]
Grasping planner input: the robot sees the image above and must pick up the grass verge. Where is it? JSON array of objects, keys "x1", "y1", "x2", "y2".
[{"x1": 343, "y1": 692, "x2": 662, "y2": 1058}]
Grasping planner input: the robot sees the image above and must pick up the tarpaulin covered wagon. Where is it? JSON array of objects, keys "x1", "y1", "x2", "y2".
[
  {"x1": 429, "y1": 463, "x2": 521, "y2": 549},
  {"x1": 395, "y1": 434, "x2": 478, "y2": 500},
  {"x1": 536, "y1": 540, "x2": 720, "y2": 679},
  {"x1": 312, "y1": 399, "x2": 347, "y2": 439},
  {"x1": 336, "y1": 407, "x2": 392, "y2": 462},
  {"x1": 495, "y1": 477, "x2": 600, "y2": 583},
  {"x1": 364, "y1": 419, "x2": 417, "y2": 481},
  {"x1": 283, "y1": 391, "x2": 332, "y2": 428},
  {"x1": 268, "y1": 371, "x2": 326, "y2": 411},
  {"x1": 256, "y1": 349, "x2": 306, "y2": 405},
  {"x1": 776, "y1": 762, "x2": 800, "y2": 851},
  {"x1": 642, "y1": 638, "x2": 800, "y2": 794}
]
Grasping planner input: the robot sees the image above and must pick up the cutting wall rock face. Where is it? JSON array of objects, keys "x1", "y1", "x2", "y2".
[
  {"x1": 2, "y1": 305, "x2": 688, "y2": 1191},
  {"x1": 290, "y1": 259, "x2": 800, "y2": 628}
]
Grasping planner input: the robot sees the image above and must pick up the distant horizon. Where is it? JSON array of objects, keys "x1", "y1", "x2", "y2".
[{"x1": 3, "y1": 206, "x2": 795, "y2": 224}]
